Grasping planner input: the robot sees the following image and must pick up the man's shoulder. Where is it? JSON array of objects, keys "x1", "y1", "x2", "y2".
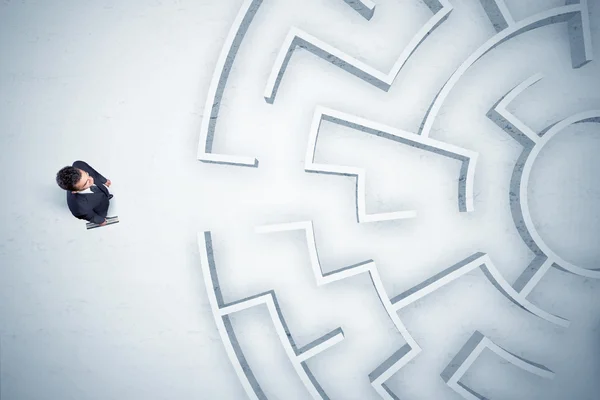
[
  {"x1": 67, "y1": 192, "x2": 90, "y2": 219},
  {"x1": 67, "y1": 191, "x2": 87, "y2": 211}
]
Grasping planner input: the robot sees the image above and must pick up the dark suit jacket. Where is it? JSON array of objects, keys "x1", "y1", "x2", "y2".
[{"x1": 67, "y1": 160, "x2": 111, "y2": 224}]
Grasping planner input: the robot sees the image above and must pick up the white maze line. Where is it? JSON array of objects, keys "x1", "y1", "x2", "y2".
[
  {"x1": 389, "y1": 252, "x2": 570, "y2": 327},
  {"x1": 197, "y1": 0, "x2": 261, "y2": 167},
  {"x1": 488, "y1": 75, "x2": 559, "y2": 296},
  {"x1": 511, "y1": 111, "x2": 600, "y2": 279},
  {"x1": 441, "y1": 330, "x2": 554, "y2": 400},
  {"x1": 479, "y1": 0, "x2": 515, "y2": 32},
  {"x1": 487, "y1": 73, "x2": 544, "y2": 147},
  {"x1": 488, "y1": 76, "x2": 600, "y2": 282},
  {"x1": 198, "y1": 231, "x2": 344, "y2": 400},
  {"x1": 256, "y1": 221, "x2": 421, "y2": 400},
  {"x1": 420, "y1": 0, "x2": 593, "y2": 137},
  {"x1": 305, "y1": 106, "x2": 478, "y2": 222},
  {"x1": 341, "y1": 0, "x2": 376, "y2": 21},
  {"x1": 512, "y1": 255, "x2": 554, "y2": 298},
  {"x1": 264, "y1": 0, "x2": 453, "y2": 103}
]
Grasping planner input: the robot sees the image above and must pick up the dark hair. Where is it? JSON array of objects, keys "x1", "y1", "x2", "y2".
[{"x1": 56, "y1": 166, "x2": 82, "y2": 191}]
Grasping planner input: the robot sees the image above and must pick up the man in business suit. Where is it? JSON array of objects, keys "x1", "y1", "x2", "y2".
[{"x1": 56, "y1": 160, "x2": 114, "y2": 226}]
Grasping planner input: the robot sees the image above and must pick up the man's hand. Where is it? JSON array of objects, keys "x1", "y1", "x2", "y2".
[
  {"x1": 105, "y1": 179, "x2": 112, "y2": 187},
  {"x1": 99, "y1": 219, "x2": 107, "y2": 226}
]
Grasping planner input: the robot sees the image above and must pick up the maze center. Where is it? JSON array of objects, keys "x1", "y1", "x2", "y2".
[{"x1": 527, "y1": 123, "x2": 600, "y2": 268}]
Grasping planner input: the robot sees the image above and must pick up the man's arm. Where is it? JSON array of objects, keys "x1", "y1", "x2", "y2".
[{"x1": 73, "y1": 160, "x2": 107, "y2": 184}]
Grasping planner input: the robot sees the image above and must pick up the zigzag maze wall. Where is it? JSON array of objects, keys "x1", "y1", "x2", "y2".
[{"x1": 1, "y1": 0, "x2": 599, "y2": 399}]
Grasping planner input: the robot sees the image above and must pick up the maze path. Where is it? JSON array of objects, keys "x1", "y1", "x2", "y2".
[
  {"x1": 264, "y1": 0, "x2": 452, "y2": 104},
  {"x1": 197, "y1": 0, "x2": 261, "y2": 167},
  {"x1": 420, "y1": 0, "x2": 593, "y2": 137},
  {"x1": 198, "y1": 231, "x2": 344, "y2": 399},
  {"x1": 199, "y1": 226, "x2": 424, "y2": 399},
  {"x1": 389, "y1": 252, "x2": 570, "y2": 327},
  {"x1": 251, "y1": 222, "x2": 568, "y2": 397},
  {"x1": 441, "y1": 331, "x2": 554, "y2": 400},
  {"x1": 305, "y1": 106, "x2": 478, "y2": 221},
  {"x1": 488, "y1": 75, "x2": 600, "y2": 284},
  {"x1": 255, "y1": 221, "x2": 421, "y2": 399},
  {"x1": 199, "y1": 228, "x2": 571, "y2": 399}
]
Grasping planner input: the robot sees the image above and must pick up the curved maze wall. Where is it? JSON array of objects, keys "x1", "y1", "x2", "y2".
[{"x1": 197, "y1": 0, "x2": 599, "y2": 399}]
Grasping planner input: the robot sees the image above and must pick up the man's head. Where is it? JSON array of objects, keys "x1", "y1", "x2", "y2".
[{"x1": 56, "y1": 166, "x2": 94, "y2": 193}]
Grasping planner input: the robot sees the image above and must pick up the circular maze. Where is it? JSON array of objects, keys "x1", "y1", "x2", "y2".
[{"x1": 197, "y1": 1, "x2": 599, "y2": 399}]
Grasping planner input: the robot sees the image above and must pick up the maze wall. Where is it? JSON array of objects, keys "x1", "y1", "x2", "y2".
[{"x1": 197, "y1": 0, "x2": 599, "y2": 399}]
